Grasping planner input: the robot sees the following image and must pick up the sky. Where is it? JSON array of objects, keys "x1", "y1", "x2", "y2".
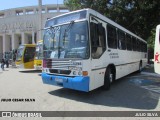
[{"x1": 0, "y1": 0, "x2": 64, "y2": 10}]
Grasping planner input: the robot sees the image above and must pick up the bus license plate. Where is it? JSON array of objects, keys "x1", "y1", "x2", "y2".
[{"x1": 55, "y1": 78, "x2": 63, "y2": 83}]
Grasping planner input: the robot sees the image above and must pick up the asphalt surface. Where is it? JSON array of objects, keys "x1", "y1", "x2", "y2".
[{"x1": 0, "y1": 64, "x2": 160, "y2": 120}]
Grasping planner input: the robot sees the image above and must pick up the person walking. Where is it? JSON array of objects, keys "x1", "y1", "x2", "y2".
[
  {"x1": 1, "y1": 58, "x2": 5, "y2": 71},
  {"x1": 5, "y1": 58, "x2": 9, "y2": 68}
]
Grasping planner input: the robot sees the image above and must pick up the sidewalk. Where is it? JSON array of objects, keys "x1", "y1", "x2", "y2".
[
  {"x1": 143, "y1": 64, "x2": 154, "y2": 73},
  {"x1": 0, "y1": 63, "x2": 10, "y2": 72}
]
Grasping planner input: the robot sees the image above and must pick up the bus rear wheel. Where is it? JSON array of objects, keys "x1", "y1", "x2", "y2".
[{"x1": 103, "y1": 67, "x2": 113, "y2": 90}]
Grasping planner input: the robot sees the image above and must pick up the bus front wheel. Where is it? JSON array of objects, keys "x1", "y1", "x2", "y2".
[{"x1": 103, "y1": 67, "x2": 113, "y2": 90}]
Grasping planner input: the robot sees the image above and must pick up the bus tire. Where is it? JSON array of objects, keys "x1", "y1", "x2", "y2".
[
  {"x1": 103, "y1": 67, "x2": 113, "y2": 90},
  {"x1": 138, "y1": 61, "x2": 142, "y2": 73}
]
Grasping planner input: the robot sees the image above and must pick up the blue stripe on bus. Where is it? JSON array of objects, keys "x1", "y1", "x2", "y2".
[{"x1": 41, "y1": 72, "x2": 89, "y2": 92}]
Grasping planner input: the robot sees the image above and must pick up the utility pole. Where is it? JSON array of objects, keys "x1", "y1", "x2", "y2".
[
  {"x1": 38, "y1": 0, "x2": 42, "y2": 40},
  {"x1": 57, "y1": 0, "x2": 59, "y2": 12}
]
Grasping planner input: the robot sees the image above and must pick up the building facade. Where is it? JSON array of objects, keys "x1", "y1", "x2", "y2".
[{"x1": 0, "y1": 4, "x2": 68, "y2": 54}]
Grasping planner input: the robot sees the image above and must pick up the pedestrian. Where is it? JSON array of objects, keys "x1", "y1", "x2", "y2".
[
  {"x1": 5, "y1": 58, "x2": 9, "y2": 68},
  {"x1": 13, "y1": 53, "x2": 16, "y2": 62},
  {"x1": 1, "y1": 58, "x2": 5, "y2": 71},
  {"x1": 11, "y1": 51, "x2": 17, "y2": 67}
]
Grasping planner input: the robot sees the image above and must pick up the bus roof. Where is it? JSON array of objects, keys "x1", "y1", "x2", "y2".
[
  {"x1": 156, "y1": 25, "x2": 160, "y2": 29},
  {"x1": 47, "y1": 9, "x2": 87, "y2": 21},
  {"x1": 87, "y1": 9, "x2": 146, "y2": 43},
  {"x1": 46, "y1": 8, "x2": 146, "y2": 43}
]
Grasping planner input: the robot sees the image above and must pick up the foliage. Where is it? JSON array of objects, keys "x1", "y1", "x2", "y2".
[
  {"x1": 64, "y1": 0, "x2": 160, "y2": 49},
  {"x1": 147, "y1": 28, "x2": 156, "y2": 50}
]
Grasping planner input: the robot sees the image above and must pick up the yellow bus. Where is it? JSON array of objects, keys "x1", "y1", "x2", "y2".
[
  {"x1": 34, "y1": 40, "x2": 43, "y2": 70},
  {"x1": 16, "y1": 44, "x2": 36, "y2": 69}
]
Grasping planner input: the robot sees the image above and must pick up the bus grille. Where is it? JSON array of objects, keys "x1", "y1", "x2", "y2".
[
  {"x1": 49, "y1": 69, "x2": 71, "y2": 75},
  {"x1": 44, "y1": 59, "x2": 76, "y2": 69}
]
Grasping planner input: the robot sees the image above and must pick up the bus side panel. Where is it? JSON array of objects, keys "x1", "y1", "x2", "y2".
[
  {"x1": 154, "y1": 25, "x2": 160, "y2": 74},
  {"x1": 142, "y1": 59, "x2": 147, "y2": 68},
  {"x1": 24, "y1": 61, "x2": 34, "y2": 69},
  {"x1": 89, "y1": 50, "x2": 113, "y2": 91},
  {"x1": 116, "y1": 62, "x2": 139, "y2": 79},
  {"x1": 34, "y1": 59, "x2": 42, "y2": 70},
  {"x1": 90, "y1": 68, "x2": 106, "y2": 91}
]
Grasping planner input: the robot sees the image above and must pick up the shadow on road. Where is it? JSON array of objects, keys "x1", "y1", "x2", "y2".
[
  {"x1": 48, "y1": 73, "x2": 160, "y2": 110},
  {"x1": 19, "y1": 70, "x2": 41, "y2": 73}
]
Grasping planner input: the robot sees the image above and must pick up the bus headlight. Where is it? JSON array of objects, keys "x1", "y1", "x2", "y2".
[
  {"x1": 70, "y1": 67, "x2": 82, "y2": 76},
  {"x1": 78, "y1": 71, "x2": 82, "y2": 76},
  {"x1": 73, "y1": 71, "x2": 77, "y2": 75}
]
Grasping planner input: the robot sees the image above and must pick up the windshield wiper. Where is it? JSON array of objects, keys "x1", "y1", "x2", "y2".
[
  {"x1": 46, "y1": 26, "x2": 56, "y2": 40},
  {"x1": 58, "y1": 21, "x2": 75, "y2": 58},
  {"x1": 62, "y1": 21, "x2": 74, "y2": 46}
]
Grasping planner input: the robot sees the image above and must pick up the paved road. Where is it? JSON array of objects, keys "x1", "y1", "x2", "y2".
[{"x1": 0, "y1": 65, "x2": 160, "y2": 120}]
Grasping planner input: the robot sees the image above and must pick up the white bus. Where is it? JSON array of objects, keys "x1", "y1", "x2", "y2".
[
  {"x1": 154, "y1": 25, "x2": 160, "y2": 74},
  {"x1": 41, "y1": 9, "x2": 147, "y2": 92},
  {"x1": 34, "y1": 40, "x2": 43, "y2": 70}
]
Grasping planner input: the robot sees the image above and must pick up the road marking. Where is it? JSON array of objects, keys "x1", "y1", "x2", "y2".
[
  {"x1": 141, "y1": 85, "x2": 160, "y2": 94},
  {"x1": 141, "y1": 72, "x2": 160, "y2": 77}
]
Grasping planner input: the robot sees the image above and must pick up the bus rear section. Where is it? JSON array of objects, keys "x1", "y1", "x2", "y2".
[
  {"x1": 34, "y1": 40, "x2": 43, "y2": 70},
  {"x1": 154, "y1": 25, "x2": 160, "y2": 74},
  {"x1": 16, "y1": 44, "x2": 36, "y2": 69}
]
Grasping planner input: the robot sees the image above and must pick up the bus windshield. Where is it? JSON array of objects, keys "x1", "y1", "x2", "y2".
[
  {"x1": 23, "y1": 47, "x2": 35, "y2": 63},
  {"x1": 43, "y1": 21, "x2": 89, "y2": 59},
  {"x1": 35, "y1": 43, "x2": 43, "y2": 59},
  {"x1": 16, "y1": 45, "x2": 25, "y2": 60}
]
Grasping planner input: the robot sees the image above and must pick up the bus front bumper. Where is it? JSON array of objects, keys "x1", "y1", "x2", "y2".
[{"x1": 41, "y1": 72, "x2": 89, "y2": 92}]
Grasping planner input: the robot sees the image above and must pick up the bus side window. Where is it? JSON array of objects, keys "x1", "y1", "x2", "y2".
[
  {"x1": 145, "y1": 44, "x2": 147, "y2": 52},
  {"x1": 132, "y1": 37, "x2": 137, "y2": 51},
  {"x1": 24, "y1": 47, "x2": 35, "y2": 63},
  {"x1": 140, "y1": 41, "x2": 143, "y2": 52},
  {"x1": 107, "y1": 24, "x2": 117, "y2": 49},
  {"x1": 126, "y1": 34, "x2": 132, "y2": 51},
  {"x1": 117, "y1": 29, "x2": 126, "y2": 50},
  {"x1": 90, "y1": 22, "x2": 106, "y2": 59},
  {"x1": 137, "y1": 39, "x2": 140, "y2": 51}
]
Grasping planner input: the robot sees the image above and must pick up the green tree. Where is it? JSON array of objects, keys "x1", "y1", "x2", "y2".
[
  {"x1": 64, "y1": 0, "x2": 82, "y2": 11},
  {"x1": 64, "y1": 0, "x2": 159, "y2": 55}
]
